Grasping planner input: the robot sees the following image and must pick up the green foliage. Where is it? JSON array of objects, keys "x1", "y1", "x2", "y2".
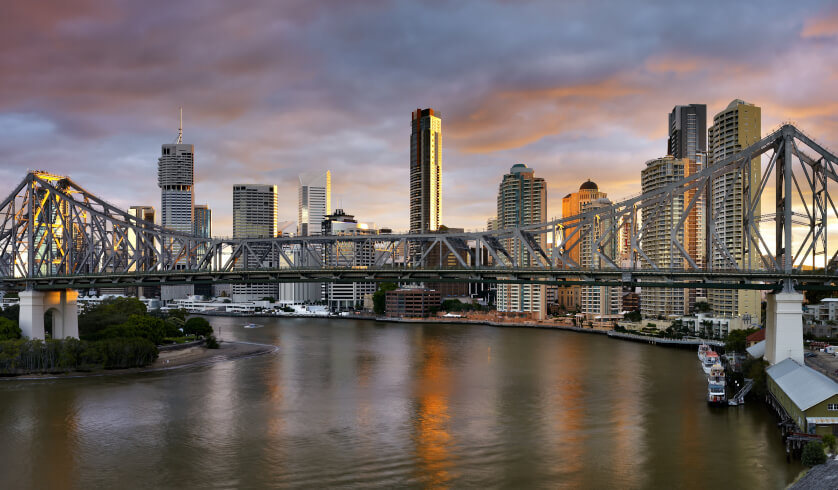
[
  {"x1": 822, "y1": 434, "x2": 836, "y2": 454},
  {"x1": 440, "y1": 299, "x2": 482, "y2": 312},
  {"x1": 694, "y1": 301, "x2": 712, "y2": 313},
  {"x1": 725, "y1": 328, "x2": 760, "y2": 353},
  {"x1": 801, "y1": 441, "x2": 827, "y2": 467},
  {"x1": 79, "y1": 297, "x2": 147, "y2": 340},
  {"x1": 205, "y1": 335, "x2": 220, "y2": 349},
  {"x1": 373, "y1": 282, "x2": 398, "y2": 315},
  {"x1": 743, "y1": 358, "x2": 769, "y2": 399},
  {"x1": 183, "y1": 317, "x2": 213, "y2": 337},
  {"x1": 0, "y1": 337, "x2": 157, "y2": 374},
  {"x1": 260, "y1": 297, "x2": 276, "y2": 302},
  {"x1": 0, "y1": 317, "x2": 22, "y2": 341},
  {"x1": 98, "y1": 315, "x2": 166, "y2": 344},
  {"x1": 624, "y1": 310, "x2": 642, "y2": 322}
]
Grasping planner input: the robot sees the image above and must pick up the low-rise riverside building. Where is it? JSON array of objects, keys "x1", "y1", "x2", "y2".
[
  {"x1": 803, "y1": 298, "x2": 838, "y2": 338},
  {"x1": 767, "y1": 358, "x2": 838, "y2": 436},
  {"x1": 386, "y1": 288, "x2": 441, "y2": 318},
  {"x1": 679, "y1": 313, "x2": 757, "y2": 338}
]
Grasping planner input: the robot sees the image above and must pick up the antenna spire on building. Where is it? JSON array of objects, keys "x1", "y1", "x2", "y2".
[{"x1": 177, "y1": 106, "x2": 183, "y2": 144}]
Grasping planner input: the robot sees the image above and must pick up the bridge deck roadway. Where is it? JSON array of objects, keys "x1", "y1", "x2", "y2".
[{"x1": 3, "y1": 268, "x2": 837, "y2": 291}]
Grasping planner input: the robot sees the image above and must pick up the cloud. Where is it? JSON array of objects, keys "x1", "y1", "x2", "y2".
[{"x1": 801, "y1": 8, "x2": 838, "y2": 38}]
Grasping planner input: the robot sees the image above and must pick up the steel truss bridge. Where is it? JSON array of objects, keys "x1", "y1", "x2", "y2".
[{"x1": 2, "y1": 124, "x2": 838, "y2": 292}]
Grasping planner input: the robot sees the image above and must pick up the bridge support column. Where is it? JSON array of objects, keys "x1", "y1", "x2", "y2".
[
  {"x1": 18, "y1": 289, "x2": 79, "y2": 340},
  {"x1": 19, "y1": 290, "x2": 45, "y2": 340},
  {"x1": 764, "y1": 291, "x2": 804, "y2": 365}
]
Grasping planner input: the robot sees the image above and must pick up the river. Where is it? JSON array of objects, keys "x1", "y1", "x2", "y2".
[{"x1": 0, "y1": 317, "x2": 803, "y2": 488}]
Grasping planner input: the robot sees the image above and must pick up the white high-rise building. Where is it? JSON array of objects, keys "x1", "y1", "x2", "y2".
[
  {"x1": 640, "y1": 156, "x2": 687, "y2": 318},
  {"x1": 321, "y1": 210, "x2": 377, "y2": 312},
  {"x1": 232, "y1": 184, "x2": 278, "y2": 302},
  {"x1": 298, "y1": 171, "x2": 331, "y2": 236},
  {"x1": 580, "y1": 197, "x2": 621, "y2": 320}
]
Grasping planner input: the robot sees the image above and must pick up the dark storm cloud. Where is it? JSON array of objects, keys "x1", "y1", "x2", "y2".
[{"x1": 0, "y1": 0, "x2": 836, "y2": 233}]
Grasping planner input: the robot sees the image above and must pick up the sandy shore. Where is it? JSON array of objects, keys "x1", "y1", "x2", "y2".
[{"x1": 4, "y1": 341, "x2": 278, "y2": 380}]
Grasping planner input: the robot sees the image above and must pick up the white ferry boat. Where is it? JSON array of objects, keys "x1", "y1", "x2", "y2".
[
  {"x1": 707, "y1": 362, "x2": 727, "y2": 405},
  {"x1": 702, "y1": 351, "x2": 719, "y2": 374},
  {"x1": 243, "y1": 323, "x2": 262, "y2": 329},
  {"x1": 697, "y1": 343, "x2": 710, "y2": 362}
]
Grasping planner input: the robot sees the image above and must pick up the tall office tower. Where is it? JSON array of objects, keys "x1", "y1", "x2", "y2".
[
  {"x1": 321, "y1": 209, "x2": 377, "y2": 312},
  {"x1": 496, "y1": 164, "x2": 547, "y2": 319},
  {"x1": 193, "y1": 205, "x2": 212, "y2": 238},
  {"x1": 580, "y1": 197, "x2": 621, "y2": 321},
  {"x1": 410, "y1": 108, "x2": 442, "y2": 234},
  {"x1": 640, "y1": 156, "x2": 688, "y2": 318},
  {"x1": 668, "y1": 104, "x2": 707, "y2": 161},
  {"x1": 232, "y1": 184, "x2": 278, "y2": 302},
  {"x1": 558, "y1": 180, "x2": 608, "y2": 311},
  {"x1": 298, "y1": 171, "x2": 331, "y2": 236},
  {"x1": 708, "y1": 100, "x2": 762, "y2": 320},
  {"x1": 158, "y1": 115, "x2": 194, "y2": 235}
]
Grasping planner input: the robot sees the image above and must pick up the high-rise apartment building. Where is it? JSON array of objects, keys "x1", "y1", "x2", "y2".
[
  {"x1": 668, "y1": 104, "x2": 707, "y2": 162},
  {"x1": 298, "y1": 171, "x2": 331, "y2": 236},
  {"x1": 410, "y1": 108, "x2": 442, "y2": 233},
  {"x1": 558, "y1": 180, "x2": 608, "y2": 311},
  {"x1": 668, "y1": 104, "x2": 708, "y2": 312},
  {"x1": 640, "y1": 156, "x2": 688, "y2": 318},
  {"x1": 708, "y1": 100, "x2": 761, "y2": 320},
  {"x1": 232, "y1": 184, "x2": 278, "y2": 302},
  {"x1": 496, "y1": 164, "x2": 547, "y2": 319}
]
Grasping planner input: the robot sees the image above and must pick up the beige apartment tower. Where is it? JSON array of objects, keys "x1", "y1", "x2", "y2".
[
  {"x1": 708, "y1": 100, "x2": 761, "y2": 320},
  {"x1": 558, "y1": 180, "x2": 607, "y2": 311}
]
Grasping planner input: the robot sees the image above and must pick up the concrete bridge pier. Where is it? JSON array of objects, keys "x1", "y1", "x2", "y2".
[
  {"x1": 764, "y1": 290, "x2": 804, "y2": 365},
  {"x1": 19, "y1": 290, "x2": 79, "y2": 340}
]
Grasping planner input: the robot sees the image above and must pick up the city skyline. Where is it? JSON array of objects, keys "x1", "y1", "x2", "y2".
[{"x1": 1, "y1": 1, "x2": 837, "y2": 235}]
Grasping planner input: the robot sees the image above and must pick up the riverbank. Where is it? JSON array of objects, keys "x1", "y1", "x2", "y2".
[{"x1": 3, "y1": 341, "x2": 278, "y2": 380}]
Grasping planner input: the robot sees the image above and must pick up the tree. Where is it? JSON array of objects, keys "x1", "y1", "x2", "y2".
[
  {"x1": 725, "y1": 328, "x2": 759, "y2": 353},
  {"x1": 183, "y1": 317, "x2": 213, "y2": 337},
  {"x1": 0, "y1": 304, "x2": 20, "y2": 323},
  {"x1": 99, "y1": 315, "x2": 166, "y2": 345},
  {"x1": 0, "y1": 317, "x2": 21, "y2": 341},
  {"x1": 79, "y1": 297, "x2": 147, "y2": 340},
  {"x1": 801, "y1": 441, "x2": 827, "y2": 467},
  {"x1": 624, "y1": 310, "x2": 641, "y2": 323},
  {"x1": 372, "y1": 282, "x2": 398, "y2": 315}
]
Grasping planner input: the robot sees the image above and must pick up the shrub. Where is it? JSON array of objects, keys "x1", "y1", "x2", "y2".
[
  {"x1": 0, "y1": 338, "x2": 157, "y2": 375},
  {"x1": 205, "y1": 335, "x2": 220, "y2": 349},
  {"x1": 822, "y1": 434, "x2": 836, "y2": 454},
  {"x1": 0, "y1": 317, "x2": 22, "y2": 341},
  {"x1": 801, "y1": 441, "x2": 827, "y2": 467},
  {"x1": 79, "y1": 297, "x2": 147, "y2": 340}
]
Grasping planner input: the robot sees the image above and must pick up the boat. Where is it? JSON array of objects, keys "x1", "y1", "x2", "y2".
[
  {"x1": 707, "y1": 362, "x2": 727, "y2": 405},
  {"x1": 702, "y1": 351, "x2": 719, "y2": 374},
  {"x1": 697, "y1": 343, "x2": 710, "y2": 362},
  {"x1": 243, "y1": 323, "x2": 262, "y2": 329}
]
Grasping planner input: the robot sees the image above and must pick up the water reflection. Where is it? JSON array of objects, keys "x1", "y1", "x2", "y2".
[{"x1": 413, "y1": 332, "x2": 454, "y2": 487}]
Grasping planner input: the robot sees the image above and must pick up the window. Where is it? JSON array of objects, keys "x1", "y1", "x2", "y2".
[{"x1": 829, "y1": 404, "x2": 838, "y2": 411}]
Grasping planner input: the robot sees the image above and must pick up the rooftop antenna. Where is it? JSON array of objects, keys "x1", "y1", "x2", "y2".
[{"x1": 177, "y1": 106, "x2": 183, "y2": 144}]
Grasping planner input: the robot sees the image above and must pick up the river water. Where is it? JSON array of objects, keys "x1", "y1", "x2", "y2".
[{"x1": 0, "y1": 317, "x2": 803, "y2": 489}]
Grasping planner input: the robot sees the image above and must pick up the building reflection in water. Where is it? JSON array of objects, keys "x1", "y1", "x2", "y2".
[{"x1": 412, "y1": 332, "x2": 454, "y2": 487}]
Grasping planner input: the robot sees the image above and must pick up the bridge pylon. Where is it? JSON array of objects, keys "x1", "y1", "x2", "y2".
[
  {"x1": 19, "y1": 289, "x2": 79, "y2": 340},
  {"x1": 764, "y1": 288, "x2": 804, "y2": 365}
]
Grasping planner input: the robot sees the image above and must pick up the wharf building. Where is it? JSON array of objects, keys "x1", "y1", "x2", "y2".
[
  {"x1": 321, "y1": 209, "x2": 377, "y2": 312},
  {"x1": 707, "y1": 100, "x2": 762, "y2": 321},
  {"x1": 495, "y1": 164, "x2": 547, "y2": 320},
  {"x1": 232, "y1": 184, "x2": 278, "y2": 302},
  {"x1": 157, "y1": 116, "x2": 195, "y2": 300},
  {"x1": 640, "y1": 156, "x2": 687, "y2": 318},
  {"x1": 410, "y1": 108, "x2": 442, "y2": 234},
  {"x1": 558, "y1": 180, "x2": 608, "y2": 312}
]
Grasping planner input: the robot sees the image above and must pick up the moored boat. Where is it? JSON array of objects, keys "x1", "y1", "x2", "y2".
[
  {"x1": 707, "y1": 362, "x2": 727, "y2": 405},
  {"x1": 702, "y1": 351, "x2": 719, "y2": 374},
  {"x1": 698, "y1": 343, "x2": 710, "y2": 362}
]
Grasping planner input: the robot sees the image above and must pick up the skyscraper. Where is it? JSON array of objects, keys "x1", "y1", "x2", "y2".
[
  {"x1": 410, "y1": 108, "x2": 442, "y2": 233},
  {"x1": 496, "y1": 164, "x2": 547, "y2": 319},
  {"x1": 193, "y1": 204, "x2": 212, "y2": 238},
  {"x1": 321, "y1": 209, "x2": 377, "y2": 312},
  {"x1": 668, "y1": 104, "x2": 707, "y2": 162},
  {"x1": 708, "y1": 100, "x2": 761, "y2": 320},
  {"x1": 232, "y1": 184, "x2": 278, "y2": 302},
  {"x1": 640, "y1": 156, "x2": 687, "y2": 318},
  {"x1": 558, "y1": 180, "x2": 608, "y2": 311},
  {"x1": 158, "y1": 114, "x2": 194, "y2": 235},
  {"x1": 580, "y1": 197, "x2": 621, "y2": 321},
  {"x1": 298, "y1": 171, "x2": 331, "y2": 236}
]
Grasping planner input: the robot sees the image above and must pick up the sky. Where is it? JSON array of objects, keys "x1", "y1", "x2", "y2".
[{"x1": 1, "y1": 0, "x2": 838, "y2": 236}]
